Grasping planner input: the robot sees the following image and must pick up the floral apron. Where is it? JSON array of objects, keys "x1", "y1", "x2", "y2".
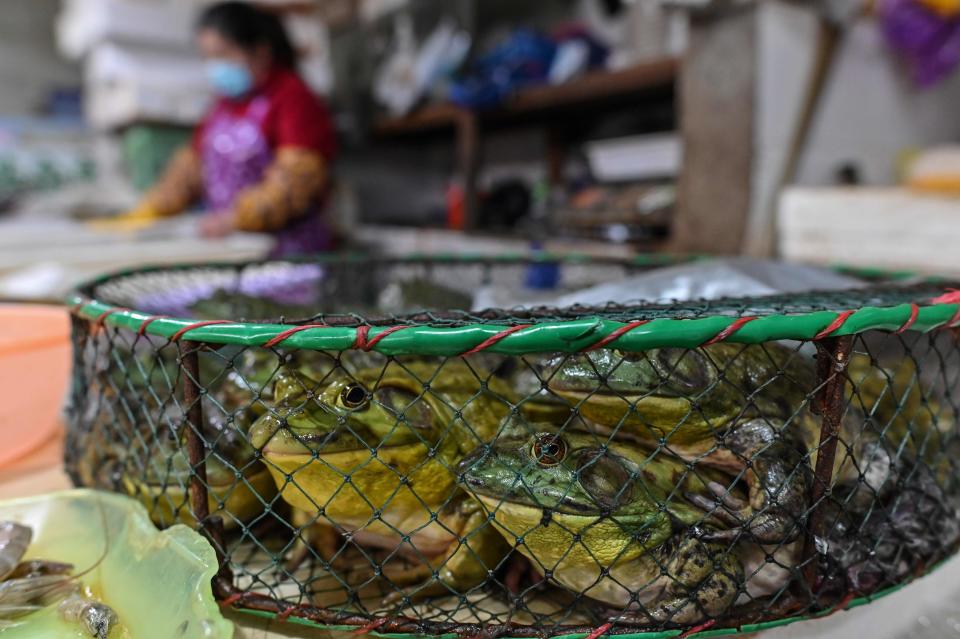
[{"x1": 201, "y1": 96, "x2": 332, "y2": 256}]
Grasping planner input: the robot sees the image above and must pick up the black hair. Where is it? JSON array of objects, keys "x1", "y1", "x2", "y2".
[{"x1": 197, "y1": 2, "x2": 297, "y2": 69}]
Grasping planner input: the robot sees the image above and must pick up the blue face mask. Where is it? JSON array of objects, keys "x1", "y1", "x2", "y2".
[{"x1": 205, "y1": 60, "x2": 253, "y2": 98}]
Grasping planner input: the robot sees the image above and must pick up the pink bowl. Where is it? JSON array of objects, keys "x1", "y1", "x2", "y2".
[{"x1": 0, "y1": 305, "x2": 70, "y2": 469}]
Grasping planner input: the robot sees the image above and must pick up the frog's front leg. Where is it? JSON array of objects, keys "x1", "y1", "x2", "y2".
[
  {"x1": 691, "y1": 418, "x2": 811, "y2": 544},
  {"x1": 380, "y1": 501, "x2": 508, "y2": 606}
]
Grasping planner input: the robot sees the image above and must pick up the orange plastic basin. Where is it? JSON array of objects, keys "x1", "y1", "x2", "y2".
[{"x1": 0, "y1": 305, "x2": 70, "y2": 469}]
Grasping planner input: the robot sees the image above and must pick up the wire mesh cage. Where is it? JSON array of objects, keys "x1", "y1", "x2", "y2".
[{"x1": 65, "y1": 256, "x2": 960, "y2": 638}]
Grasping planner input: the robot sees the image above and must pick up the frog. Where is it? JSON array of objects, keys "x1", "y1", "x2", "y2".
[
  {"x1": 815, "y1": 454, "x2": 960, "y2": 599},
  {"x1": 75, "y1": 353, "x2": 279, "y2": 530},
  {"x1": 547, "y1": 343, "x2": 958, "y2": 542},
  {"x1": 846, "y1": 352, "x2": 956, "y2": 474},
  {"x1": 458, "y1": 425, "x2": 793, "y2": 624},
  {"x1": 249, "y1": 359, "x2": 513, "y2": 600},
  {"x1": 121, "y1": 423, "x2": 277, "y2": 530},
  {"x1": 547, "y1": 344, "x2": 815, "y2": 544}
]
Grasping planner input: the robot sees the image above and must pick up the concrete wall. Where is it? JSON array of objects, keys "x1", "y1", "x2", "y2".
[
  {"x1": 746, "y1": 1, "x2": 960, "y2": 255},
  {"x1": 0, "y1": 0, "x2": 80, "y2": 115},
  {"x1": 799, "y1": 16, "x2": 960, "y2": 185}
]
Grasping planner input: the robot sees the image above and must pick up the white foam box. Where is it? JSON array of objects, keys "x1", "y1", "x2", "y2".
[
  {"x1": 56, "y1": 0, "x2": 196, "y2": 60},
  {"x1": 777, "y1": 186, "x2": 960, "y2": 276},
  {"x1": 84, "y1": 43, "x2": 211, "y2": 129},
  {"x1": 584, "y1": 133, "x2": 682, "y2": 183}
]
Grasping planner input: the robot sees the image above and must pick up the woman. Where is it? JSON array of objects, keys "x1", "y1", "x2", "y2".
[{"x1": 122, "y1": 1, "x2": 336, "y2": 255}]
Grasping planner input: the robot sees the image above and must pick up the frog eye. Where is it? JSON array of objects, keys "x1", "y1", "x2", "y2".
[
  {"x1": 340, "y1": 383, "x2": 369, "y2": 410},
  {"x1": 532, "y1": 433, "x2": 567, "y2": 467}
]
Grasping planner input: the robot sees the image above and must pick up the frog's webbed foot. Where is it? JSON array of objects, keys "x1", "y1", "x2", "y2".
[
  {"x1": 690, "y1": 480, "x2": 803, "y2": 544},
  {"x1": 685, "y1": 481, "x2": 749, "y2": 528},
  {"x1": 380, "y1": 508, "x2": 508, "y2": 608},
  {"x1": 608, "y1": 537, "x2": 741, "y2": 627},
  {"x1": 701, "y1": 418, "x2": 811, "y2": 544},
  {"x1": 609, "y1": 558, "x2": 740, "y2": 626}
]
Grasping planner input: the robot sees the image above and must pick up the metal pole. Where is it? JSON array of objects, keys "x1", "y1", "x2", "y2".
[{"x1": 802, "y1": 335, "x2": 853, "y2": 596}]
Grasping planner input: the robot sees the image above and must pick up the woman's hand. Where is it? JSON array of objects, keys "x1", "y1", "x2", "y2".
[{"x1": 199, "y1": 210, "x2": 235, "y2": 238}]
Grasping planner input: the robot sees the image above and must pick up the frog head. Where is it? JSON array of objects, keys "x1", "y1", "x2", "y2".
[
  {"x1": 250, "y1": 366, "x2": 448, "y2": 457},
  {"x1": 249, "y1": 364, "x2": 467, "y2": 525},
  {"x1": 548, "y1": 345, "x2": 810, "y2": 441},
  {"x1": 459, "y1": 427, "x2": 681, "y2": 559},
  {"x1": 547, "y1": 348, "x2": 725, "y2": 432}
]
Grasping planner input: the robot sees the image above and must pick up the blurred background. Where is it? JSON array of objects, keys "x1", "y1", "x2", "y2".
[{"x1": 2, "y1": 0, "x2": 960, "y2": 301}]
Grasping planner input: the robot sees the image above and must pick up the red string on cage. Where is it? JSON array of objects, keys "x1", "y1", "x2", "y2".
[
  {"x1": 585, "y1": 320, "x2": 650, "y2": 351},
  {"x1": 137, "y1": 315, "x2": 170, "y2": 336},
  {"x1": 170, "y1": 320, "x2": 232, "y2": 342},
  {"x1": 896, "y1": 303, "x2": 920, "y2": 334},
  {"x1": 826, "y1": 592, "x2": 856, "y2": 617},
  {"x1": 814, "y1": 310, "x2": 855, "y2": 340},
  {"x1": 263, "y1": 324, "x2": 329, "y2": 349},
  {"x1": 945, "y1": 305, "x2": 960, "y2": 329},
  {"x1": 931, "y1": 290, "x2": 960, "y2": 329},
  {"x1": 461, "y1": 324, "x2": 533, "y2": 355},
  {"x1": 218, "y1": 592, "x2": 244, "y2": 607},
  {"x1": 930, "y1": 289, "x2": 960, "y2": 305},
  {"x1": 701, "y1": 316, "x2": 758, "y2": 346},
  {"x1": 352, "y1": 617, "x2": 390, "y2": 635},
  {"x1": 582, "y1": 622, "x2": 613, "y2": 639},
  {"x1": 92, "y1": 306, "x2": 130, "y2": 329},
  {"x1": 678, "y1": 619, "x2": 717, "y2": 638},
  {"x1": 354, "y1": 325, "x2": 408, "y2": 351},
  {"x1": 275, "y1": 603, "x2": 306, "y2": 623}
]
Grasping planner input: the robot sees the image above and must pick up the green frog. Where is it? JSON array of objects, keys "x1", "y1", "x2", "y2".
[
  {"x1": 122, "y1": 425, "x2": 277, "y2": 529},
  {"x1": 77, "y1": 346, "x2": 283, "y2": 529},
  {"x1": 459, "y1": 426, "x2": 790, "y2": 624},
  {"x1": 249, "y1": 359, "x2": 513, "y2": 600},
  {"x1": 548, "y1": 345, "x2": 814, "y2": 543},
  {"x1": 847, "y1": 352, "x2": 952, "y2": 463}
]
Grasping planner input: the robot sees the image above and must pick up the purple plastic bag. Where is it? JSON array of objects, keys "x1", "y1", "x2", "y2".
[{"x1": 880, "y1": 0, "x2": 960, "y2": 87}]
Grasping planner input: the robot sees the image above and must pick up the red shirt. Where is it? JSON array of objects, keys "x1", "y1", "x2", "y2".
[{"x1": 194, "y1": 67, "x2": 336, "y2": 161}]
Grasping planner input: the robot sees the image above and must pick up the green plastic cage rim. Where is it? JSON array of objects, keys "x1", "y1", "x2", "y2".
[
  {"x1": 66, "y1": 291, "x2": 960, "y2": 356},
  {"x1": 65, "y1": 255, "x2": 960, "y2": 356},
  {"x1": 226, "y1": 560, "x2": 929, "y2": 639}
]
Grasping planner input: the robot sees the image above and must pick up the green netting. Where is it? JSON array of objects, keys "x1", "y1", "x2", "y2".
[{"x1": 64, "y1": 257, "x2": 960, "y2": 638}]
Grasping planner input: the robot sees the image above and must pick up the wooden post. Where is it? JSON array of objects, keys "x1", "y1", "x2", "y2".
[
  {"x1": 179, "y1": 341, "x2": 231, "y2": 585},
  {"x1": 180, "y1": 342, "x2": 210, "y2": 527},
  {"x1": 455, "y1": 110, "x2": 480, "y2": 230},
  {"x1": 802, "y1": 335, "x2": 853, "y2": 596},
  {"x1": 672, "y1": 6, "x2": 756, "y2": 254}
]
